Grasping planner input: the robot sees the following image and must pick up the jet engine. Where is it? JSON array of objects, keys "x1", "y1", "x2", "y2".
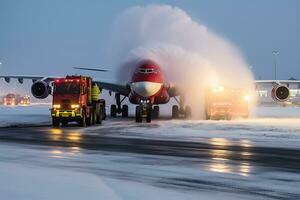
[
  {"x1": 271, "y1": 85, "x2": 290, "y2": 102},
  {"x1": 31, "y1": 81, "x2": 50, "y2": 99}
]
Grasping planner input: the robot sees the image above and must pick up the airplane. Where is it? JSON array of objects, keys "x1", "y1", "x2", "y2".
[{"x1": 1, "y1": 59, "x2": 300, "y2": 122}]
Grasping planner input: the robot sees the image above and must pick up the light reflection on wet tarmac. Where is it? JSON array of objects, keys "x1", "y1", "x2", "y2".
[{"x1": 208, "y1": 137, "x2": 252, "y2": 176}]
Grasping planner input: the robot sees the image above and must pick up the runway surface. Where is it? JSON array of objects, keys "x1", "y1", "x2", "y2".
[{"x1": 0, "y1": 118, "x2": 300, "y2": 200}]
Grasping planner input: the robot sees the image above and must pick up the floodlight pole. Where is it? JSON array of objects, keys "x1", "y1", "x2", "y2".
[{"x1": 272, "y1": 50, "x2": 279, "y2": 80}]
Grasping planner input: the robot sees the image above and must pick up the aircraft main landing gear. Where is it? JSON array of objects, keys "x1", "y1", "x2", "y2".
[
  {"x1": 110, "y1": 93, "x2": 128, "y2": 118},
  {"x1": 172, "y1": 96, "x2": 192, "y2": 119}
]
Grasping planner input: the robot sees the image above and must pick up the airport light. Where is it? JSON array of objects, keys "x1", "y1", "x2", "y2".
[{"x1": 272, "y1": 50, "x2": 279, "y2": 80}]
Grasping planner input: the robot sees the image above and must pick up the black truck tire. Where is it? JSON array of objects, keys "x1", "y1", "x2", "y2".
[
  {"x1": 52, "y1": 117, "x2": 60, "y2": 127},
  {"x1": 96, "y1": 104, "x2": 103, "y2": 124},
  {"x1": 91, "y1": 108, "x2": 96, "y2": 125},
  {"x1": 61, "y1": 121, "x2": 68, "y2": 127},
  {"x1": 78, "y1": 110, "x2": 87, "y2": 127},
  {"x1": 86, "y1": 113, "x2": 92, "y2": 126}
]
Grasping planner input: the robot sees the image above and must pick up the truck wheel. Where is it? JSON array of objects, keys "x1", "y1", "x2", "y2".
[
  {"x1": 102, "y1": 105, "x2": 106, "y2": 120},
  {"x1": 135, "y1": 106, "x2": 142, "y2": 123},
  {"x1": 91, "y1": 109, "x2": 96, "y2": 125},
  {"x1": 52, "y1": 117, "x2": 60, "y2": 127},
  {"x1": 122, "y1": 105, "x2": 129, "y2": 117},
  {"x1": 61, "y1": 121, "x2": 68, "y2": 127},
  {"x1": 96, "y1": 106, "x2": 102, "y2": 124},
  {"x1": 172, "y1": 105, "x2": 179, "y2": 119},
  {"x1": 146, "y1": 105, "x2": 152, "y2": 123},
  {"x1": 100, "y1": 99, "x2": 106, "y2": 120},
  {"x1": 111, "y1": 105, "x2": 117, "y2": 117},
  {"x1": 185, "y1": 106, "x2": 192, "y2": 119},
  {"x1": 152, "y1": 106, "x2": 159, "y2": 119},
  {"x1": 86, "y1": 113, "x2": 92, "y2": 126},
  {"x1": 78, "y1": 111, "x2": 86, "y2": 127}
]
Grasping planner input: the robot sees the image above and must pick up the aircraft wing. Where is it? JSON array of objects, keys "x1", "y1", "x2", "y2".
[
  {"x1": 255, "y1": 80, "x2": 300, "y2": 86},
  {"x1": 0, "y1": 74, "x2": 130, "y2": 95},
  {"x1": 91, "y1": 81, "x2": 131, "y2": 96},
  {"x1": 0, "y1": 75, "x2": 56, "y2": 83}
]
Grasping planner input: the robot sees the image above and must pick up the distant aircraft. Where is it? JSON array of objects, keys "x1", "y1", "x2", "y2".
[
  {"x1": 1, "y1": 61, "x2": 300, "y2": 122},
  {"x1": 255, "y1": 80, "x2": 300, "y2": 102}
]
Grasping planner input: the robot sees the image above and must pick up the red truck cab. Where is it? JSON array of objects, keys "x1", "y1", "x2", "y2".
[{"x1": 51, "y1": 75, "x2": 105, "y2": 127}]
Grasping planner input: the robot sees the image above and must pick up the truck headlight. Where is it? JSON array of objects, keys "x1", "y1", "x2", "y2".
[
  {"x1": 71, "y1": 104, "x2": 79, "y2": 109},
  {"x1": 53, "y1": 104, "x2": 61, "y2": 109}
]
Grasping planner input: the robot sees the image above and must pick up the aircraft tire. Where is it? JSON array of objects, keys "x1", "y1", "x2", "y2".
[
  {"x1": 111, "y1": 105, "x2": 117, "y2": 117},
  {"x1": 172, "y1": 105, "x2": 179, "y2": 119},
  {"x1": 152, "y1": 106, "x2": 159, "y2": 119},
  {"x1": 122, "y1": 105, "x2": 129, "y2": 117},
  {"x1": 146, "y1": 105, "x2": 152, "y2": 123},
  {"x1": 135, "y1": 106, "x2": 142, "y2": 123}
]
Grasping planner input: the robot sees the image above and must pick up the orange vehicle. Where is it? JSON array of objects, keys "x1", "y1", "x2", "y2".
[
  {"x1": 205, "y1": 86, "x2": 250, "y2": 120},
  {"x1": 50, "y1": 75, "x2": 106, "y2": 127},
  {"x1": 3, "y1": 93, "x2": 17, "y2": 106},
  {"x1": 18, "y1": 95, "x2": 30, "y2": 105}
]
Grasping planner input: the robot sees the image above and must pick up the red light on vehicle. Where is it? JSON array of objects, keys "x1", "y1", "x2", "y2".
[
  {"x1": 76, "y1": 79, "x2": 80, "y2": 82},
  {"x1": 55, "y1": 79, "x2": 60, "y2": 83}
]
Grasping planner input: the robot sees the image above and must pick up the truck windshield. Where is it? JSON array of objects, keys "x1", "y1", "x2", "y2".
[{"x1": 54, "y1": 83, "x2": 80, "y2": 94}]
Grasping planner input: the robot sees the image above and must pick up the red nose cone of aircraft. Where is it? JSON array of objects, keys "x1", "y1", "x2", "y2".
[{"x1": 131, "y1": 60, "x2": 164, "y2": 98}]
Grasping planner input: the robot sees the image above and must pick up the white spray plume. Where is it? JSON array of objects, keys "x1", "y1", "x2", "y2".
[{"x1": 107, "y1": 5, "x2": 255, "y2": 118}]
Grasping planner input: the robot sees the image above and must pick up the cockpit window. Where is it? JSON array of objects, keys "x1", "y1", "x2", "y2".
[{"x1": 138, "y1": 68, "x2": 158, "y2": 74}]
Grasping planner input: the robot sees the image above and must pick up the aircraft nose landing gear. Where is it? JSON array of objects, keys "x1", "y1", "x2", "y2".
[{"x1": 135, "y1": 100, "x2": 152, "y2": 123}]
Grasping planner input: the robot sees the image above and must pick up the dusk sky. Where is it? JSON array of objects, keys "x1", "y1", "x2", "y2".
[{"x1": 0, "y1": 0, "x2": 299, "y2": 80}]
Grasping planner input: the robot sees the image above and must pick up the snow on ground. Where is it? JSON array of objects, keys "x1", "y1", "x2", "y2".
[
  {"x1": 1, "y1": 106, "x2": 300, "y2": 199},
  {"x1": 0, "y1": 143, "x2": 258, "y2": 200},
  {"x1": 0, "y1": 104, "x2": 50, "y2": 127},
  {"x1": 1, "y1": 105, "x2": 300, "y2": 148},
  {"x1": 91, "y1": 106, "x2": 300, "y2": 149}
]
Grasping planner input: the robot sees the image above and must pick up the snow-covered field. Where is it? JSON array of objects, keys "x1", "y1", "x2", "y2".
[
  {"x1": 1, "y1": 141, "x2": 299, "y2": 200},
  {"x1": 96, "y1": 105, "x2": 300, "y2": 149},
  {"x1": 0, "y1": 105, "x2": 50, "y2": 127},
  {"x1": 1, "y1": 143, "x2": 256, "y2": 200},
  {"x1": 1, "y1": 105, "x2": 300, "y2": 148}
]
